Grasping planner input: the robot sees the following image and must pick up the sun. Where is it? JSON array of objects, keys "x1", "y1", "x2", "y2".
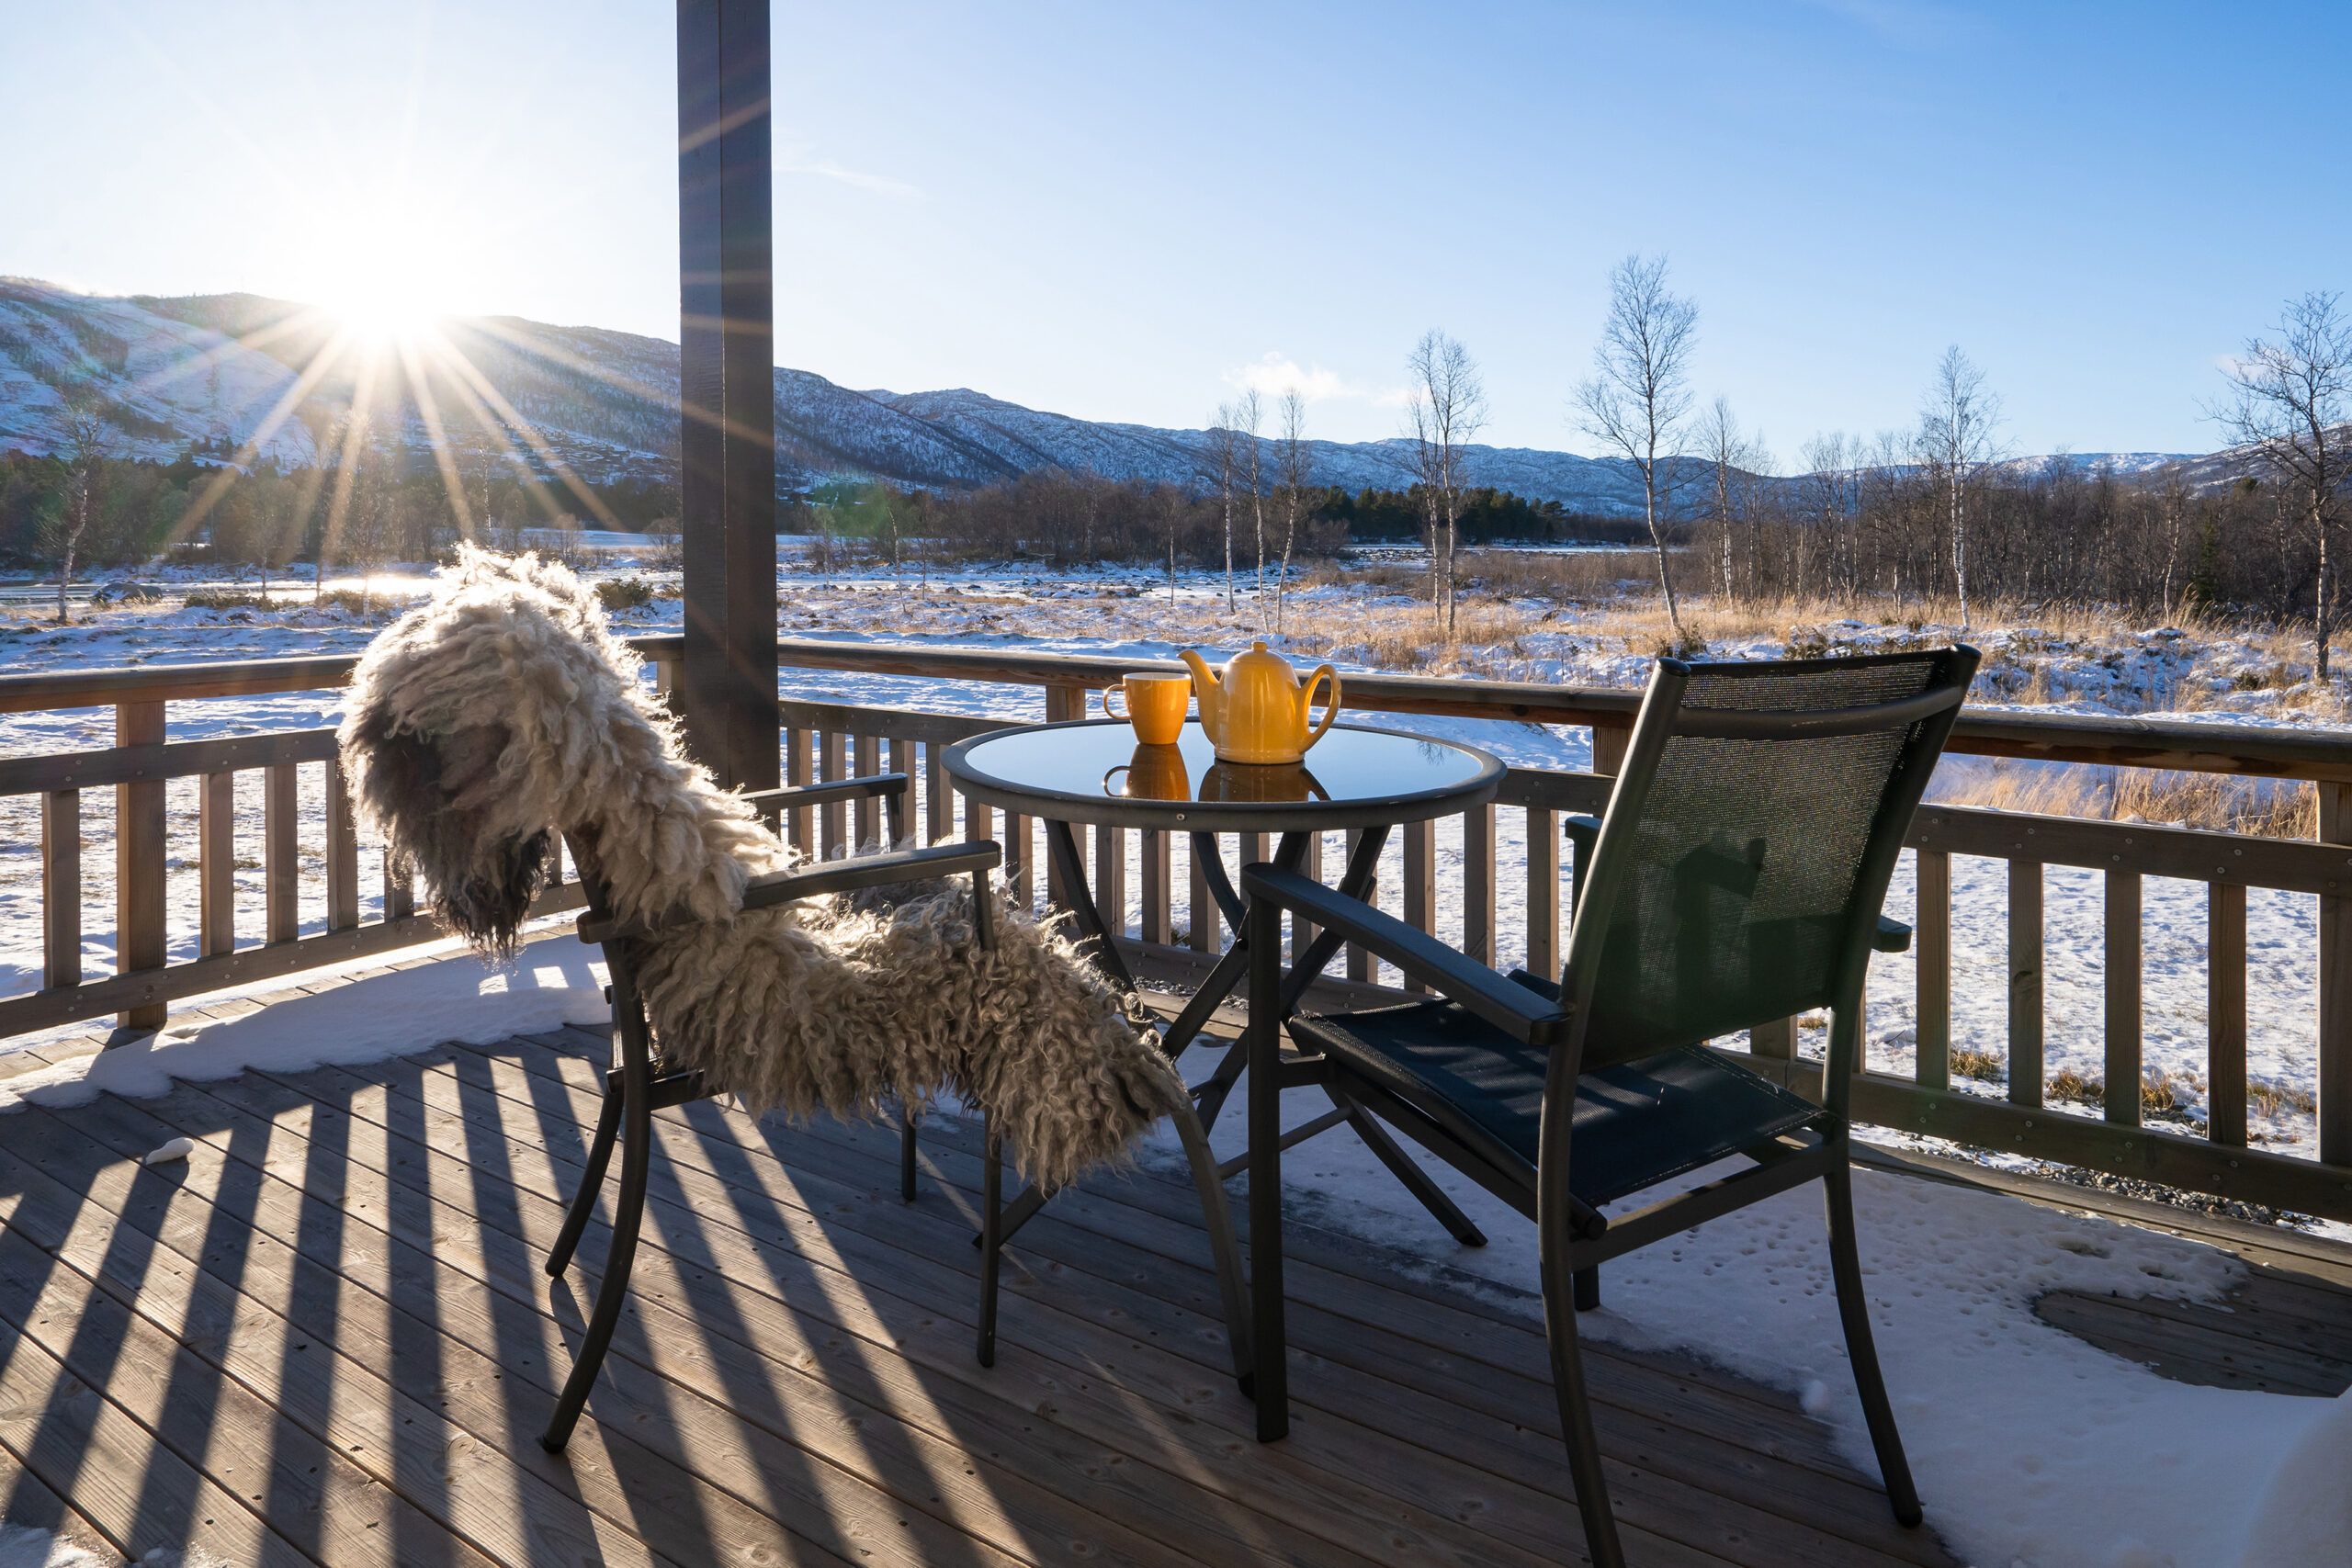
[{"x1": 301, "y1": 196, "x2": 466, "y2": 347}]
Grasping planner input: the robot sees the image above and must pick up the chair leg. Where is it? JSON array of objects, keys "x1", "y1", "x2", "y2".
[
  {"x1": 1167, "y1": 1097, "x2": 1253, "y2": 1390},
  {"x1": 1329, "y1": 1089, "x2": 1487, "y2": 1247},
  {"x1": 1573, "y1": 1266, "x2": 1600, "y2": 1313},
  {"x1": 978, "y1": 1113, "x2": 1002, "y2": 1368},
  {"x1": 546, "y1": 1083, "x2": 621, "y2": 1277},
  {"x1": 541, "y1": 1039, "x2": 651, "y2": 1452},
  {"x1": 899, "y1": 1107, "x2": 920, "y2": 1202},
  {"x1": 1824, "y1": 1157, "x2": 1924, "y2": 1529},
  {"x1": 1542, "y1": 1235, "x2": 1626, "y2": 1568}
]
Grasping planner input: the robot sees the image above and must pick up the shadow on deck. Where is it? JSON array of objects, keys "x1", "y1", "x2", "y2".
[{"x1": 0, "y1": 978, "x2": 2346, "y2": 1568}]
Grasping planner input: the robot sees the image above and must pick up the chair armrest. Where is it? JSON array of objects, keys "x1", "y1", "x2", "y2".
[
  {"x1": 1564, "y1": 814, "x2": 1600, "y2": 914},
  {"x1": 579, "y1": 840, "x2": 1001, "y2": 942},
  {"x1": 1873, "y1": 916, "x2": 1911, "y2": 953},
  {"x1": 1241, "y1": 865, "x2": 1571, "y2": 1046},
  {"x1": 741, "y1": 773, "x2": 907, "y2": 815}
]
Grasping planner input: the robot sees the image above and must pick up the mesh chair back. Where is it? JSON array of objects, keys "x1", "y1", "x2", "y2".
[{"x1": 1566, "y1": 648, "x2": 1977, "y2": 1072}]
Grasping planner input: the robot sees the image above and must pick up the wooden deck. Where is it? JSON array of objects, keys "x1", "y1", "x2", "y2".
[{"x1": 1, "y1": 964, "x2": 2346, "y2": 1568}]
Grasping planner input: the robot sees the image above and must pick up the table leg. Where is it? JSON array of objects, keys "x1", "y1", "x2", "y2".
[
  {"x1": 1159, "y1": 831, "x2": 1311, "y2": 1061},
  {"x1": 1042, "y1": 817, "x2": 1139, "y2": 996},
  {"x1": 1191, "y1": 825, "x2": 1388, "y2": 1132}
]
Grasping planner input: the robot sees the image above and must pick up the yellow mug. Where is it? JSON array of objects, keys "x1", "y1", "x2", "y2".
[{"x1": 1102, "y1": 671, "x2": 1190, "y2": 747}]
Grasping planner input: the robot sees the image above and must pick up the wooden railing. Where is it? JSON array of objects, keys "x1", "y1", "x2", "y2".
[{"x1": 4, "y1": 637, "x2": 2348, "y2": 1222}]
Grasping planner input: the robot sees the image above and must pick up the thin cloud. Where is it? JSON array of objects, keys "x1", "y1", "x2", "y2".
[
  {"x1": 778, "y1": 147, "x2": 923, "y2": 200},
  {"x1": 1223, "y1": 351, "x2": 1369, "y2": 405}
]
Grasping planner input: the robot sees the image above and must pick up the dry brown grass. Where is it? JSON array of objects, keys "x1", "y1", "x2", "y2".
[
  {"x1": 1937, "y1": 761, "x2": 2317, "y2": 838},
  {"x1": 1950, "y1": 1046, "x2": 2006, "y2": 1084}
]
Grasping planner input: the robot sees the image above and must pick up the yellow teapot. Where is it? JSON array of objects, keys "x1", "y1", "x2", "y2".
[{"x1": 1179, "y1": 641, "x2": 1341, "y2": 764}]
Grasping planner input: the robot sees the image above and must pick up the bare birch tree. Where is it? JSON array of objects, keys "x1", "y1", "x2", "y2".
[
  {"x1": 1405, "y1": 329, "x2": 1487, "y2": 634},
  {"x1": 1576, "y1": 254, "x2": 1698, "y2": 642},
  {"x1": 1236, "y1": 388, "x2": 1268, "y2": 624},
  {"x1": 2215, "y1": 291, "x2": 2351, "y2": 678},
  {"x1": 1210, "y1": 402, "x2": 1241, "y2": 612},
  {"x1": 1697, "y1": 395, "x2": 1748, "y2": 599},
  {"x1": 1274, "y1": 389, "x2": 1309, "y2": 633},
  {"x1": 1917, "y1": 345, "x2": 2003, "y2": 628},
  {"x1": 44, "y1": 389, "x2": 107, "y2": 625}
]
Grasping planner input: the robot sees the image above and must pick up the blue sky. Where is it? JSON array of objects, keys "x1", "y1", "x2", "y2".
[{"x1": 4, "y1": 1, "x2": 2346, "y2": 457}]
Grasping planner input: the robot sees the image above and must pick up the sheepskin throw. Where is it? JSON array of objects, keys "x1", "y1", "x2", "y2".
[{"x1": 338, "y1": 547, "x2": 1183, "y2": 1189}]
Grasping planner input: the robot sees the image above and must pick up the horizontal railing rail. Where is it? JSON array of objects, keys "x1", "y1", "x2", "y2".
[{"x1": 2, "y1": 638, "x2": 2346, "y2": 1223}]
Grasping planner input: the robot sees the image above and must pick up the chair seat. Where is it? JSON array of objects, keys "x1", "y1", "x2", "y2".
[{"x1": 1286, "y1": 1000, "x2": 1826, "y2": 1211}]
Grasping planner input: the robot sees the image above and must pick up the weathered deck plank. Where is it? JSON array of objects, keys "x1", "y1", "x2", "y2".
[{"x1": 3, "y1": 978, "x2": 2346, "y2": 1568}]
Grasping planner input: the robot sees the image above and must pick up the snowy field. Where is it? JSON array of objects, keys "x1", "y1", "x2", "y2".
[
  {"x1": 4, "y1": 554, "x2": 2350, "y2": 1568},
  {"x1": 1, "y1": 552, "x2": 2346, "y2": 1177}
]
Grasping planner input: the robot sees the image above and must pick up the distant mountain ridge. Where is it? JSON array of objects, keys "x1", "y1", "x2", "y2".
[{"x1": 0, "y1": 278, "x2": 2250, "y2": 520}]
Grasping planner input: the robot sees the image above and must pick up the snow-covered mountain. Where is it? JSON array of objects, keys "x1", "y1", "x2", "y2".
[{"x1": 0, "y1": 279, "x2": 2282, "y2": 519}]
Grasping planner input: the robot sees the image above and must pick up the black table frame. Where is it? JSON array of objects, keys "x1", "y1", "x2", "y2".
[{"x1": 944, "y1": 719, "x2": 1505, "y2": 1247}]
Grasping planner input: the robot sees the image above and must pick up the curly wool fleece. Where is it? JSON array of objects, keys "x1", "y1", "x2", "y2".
[{"x1": 337, "y1": 547, "x2": 1183, "y2": 1189}]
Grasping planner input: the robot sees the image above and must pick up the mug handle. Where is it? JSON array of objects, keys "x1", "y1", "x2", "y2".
[
  {"x1": 1303, "y1": 665, "x2": 1341, "y2": 749},
  {"x1": 1102, "y1": 764, "x2": 1130, "y2": 795},
  {"x1": 1101, "y1": 685, "x2": 1126, "y2": 720}
]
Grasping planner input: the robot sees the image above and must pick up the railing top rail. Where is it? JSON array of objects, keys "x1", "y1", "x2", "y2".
[{"x1": 5, "y1": 636, "x2": 2351, "y2": 781}]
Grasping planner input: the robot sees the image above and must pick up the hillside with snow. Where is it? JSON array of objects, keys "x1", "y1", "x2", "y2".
[{"x1": 0, "y1": 276, "x2": 2274, "y2": 519}]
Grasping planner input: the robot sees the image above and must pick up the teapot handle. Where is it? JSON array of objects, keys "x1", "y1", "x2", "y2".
[{"x1": 1302, "y1": 665, "x2": 1341, "y2": 750}]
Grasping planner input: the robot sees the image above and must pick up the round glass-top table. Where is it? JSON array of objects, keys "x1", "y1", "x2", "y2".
[{"x1": 944, "y1": 718, "x2": 1503, "y2": 834}]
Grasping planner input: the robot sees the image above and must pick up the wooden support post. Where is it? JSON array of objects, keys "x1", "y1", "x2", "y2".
[
  {"x1": 1007, "y1": 813, "x2": 1032, "y2": 912},
  {"x1": 384, "y1": 852, "x2": 414, "y2": 922},
  {"x1": 676, "y1": 0, "x2": 779, "y2": 793},
  {"x1": 2318, "y1": 783, "x2": 2351, "y2": 1167},
  {"x1": 40, "y1": 789, "x2": 79, "y2": 989},
  {"x1": 1590, "y1": 723, "x2": 1629, "y2": 777},
  {"x1": 1526, "y1": 806, "x2": 1558, "y2": 980},
  {"x1": 1464, "y1": 803, "x2": 1496, "y2": 968},
  {"x1": 1044, "y1": 683, "x2": 1086, "y2": 907},
  {"x1": 2104, "y1": 870, "x2": 2143, "y2": 1126},
  {"x1": 115, "y1": 700, "x2": 166, "y2": 1031},
  {"x1": 325, "y1": 761, "x2": 359, "y2": 933},
  {"x1": 2208, "y1": 880, "x2": 2248, "y2": 1150},
  {"x1": 198, "y1": 770, "x2": 235, "y2": 958},
  {"x1": 1915, "y1": 848, "x2": 1951, "y2": 1091},
  {"x1": 265, "y1": 762, "x2": 298, "y2": 943}
]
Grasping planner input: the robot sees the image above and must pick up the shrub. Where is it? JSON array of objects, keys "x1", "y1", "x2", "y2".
[
  {"x1": 596, "y1": 575, "x2": 659, "y2": 611},
  {"x1": 184, "y1": 589, "x2": 272, "y2": 612}
]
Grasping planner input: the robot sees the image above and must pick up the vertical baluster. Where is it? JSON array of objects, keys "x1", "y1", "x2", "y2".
[
  {"x1": 1294, "y1": 830, "x2": 1322, "y2": 962},
  {"x1": 925, "y1": 740, "x2": 952, "y2": 845},
  {"x1": 854, "y1": 732, "x2": 880, "y2": 847},
  {"x1": 1464, "y1": 802, "x2": 1495, "y2": 968},
  {"x1": 2104, "y1": 870, "x2": 2143, "y2": 1125},
  {"x1": 1140, "y1": 829, "x2": 1172, "y2": 946},
  {"x1": 41, "y1": 789, "x2": 80, "y2": 988},
  {"x1": 1007, "y1": 812, "x2": 1032, "y2": 912},
  {"x1": 326, "y1": 760, "x2": 359, "y2": 932},
  {"x1": 265, "y1": 762, "x2": 298, "y2": 942},
  {"x1": 887, "y1": 734, "x2": 915, "y2": 846},
  {"x1": 786, "y1": 727, "x2": 814, "y2": 855},
  {"x1": 385, "y1": 852, "x2": 415, "y2": 921},
  {"x1": 820, "y1": 731, "x2": 846, "y2": 859},
  {"x1": 198, "y1": 770, "x2": 235, "y2": 957},
  {"x1": 965, "y1": 794, "x2": 991, "y2": 849},
  {"x1": 1526, "y1": 805, "x2": 1558, "y2": 979},
  {"x1": 1189, "y1": 837, "x2": 1216, "y2": 953},
  {"x1": 1095, "y1": 822, "x2": 1125, "y2": 943},
  {"x1": 2007, "y1": 860, "x2": 2044, "y2": 1108},
  {"x1": 2208, "y1": 880, "x2": 2248, "y2": 1150},
  {"x1": 1044, "y1": 684, "x2": 1086, "y2": 907},
  {"x1": 1345, "y1": 828, "x2": 1374, "y2": 984},
  {"x1": 1915, "y1": 848, "x2": 1952, "y2": 1091},
  {"x1": 2320, "y1": 783, "x2": 2352, "y2": 1167},
  {"x1": 116, "y1": 700, "x2": 166, "y2": 1030},
  {"x1": 1402, "y1": 819, "x2": 1434, "y2": 993}
]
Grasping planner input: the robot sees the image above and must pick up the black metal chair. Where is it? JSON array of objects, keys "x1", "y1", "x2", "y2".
[
  {"x1": 1239, "y1": 647, "x2": 1979, "y2": 1567},
  {"x1": 539, "y1": 770, "x2": 1003, "y2": 1451}
]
